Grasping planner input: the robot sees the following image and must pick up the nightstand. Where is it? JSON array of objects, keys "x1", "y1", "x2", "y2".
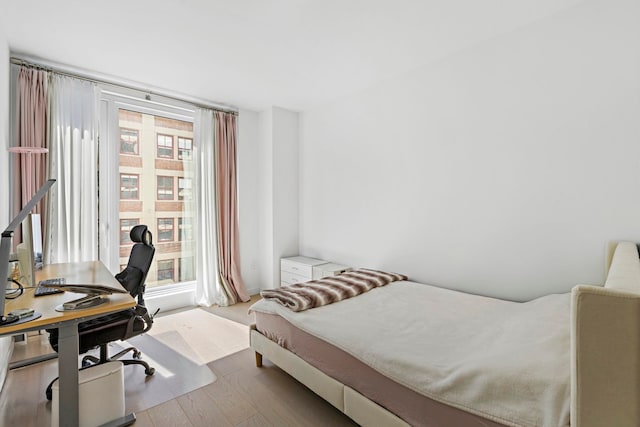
[
  {"x1": 280, "y1": 256, "x2": 351, "y2": 286},
  {"x1": 280, "y1": 256, "x2": 327, "y2": 286},
  {"x1": 312, "y1": 262, "x2": 351, "y2": 280}
]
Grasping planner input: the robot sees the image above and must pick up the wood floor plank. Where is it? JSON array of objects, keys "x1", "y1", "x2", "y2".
[
  {"x1": 148, "y1": 399, "x2": 194, "y2": 427},
  {"x1": 228, "y1": 363, "x2": 356, "y2": 427},
  {"x1": 176, "y1": 387, "x2": 233, "y2": 427},
  {"x1": 201, "y1": 375, "x2": 258, "y2": 425},
  {"x1": 132, "y1": 410, "x2": 154, "y2": 427},
  {"x1": 235, "y1": 413, "x2": 274, "y2": 427},
  {"x1": 226, "y1": 366, "x2": 320, "y2": 427},
  {"x1": 209, "y1": 347, "x2": 256, "y2": 378}
]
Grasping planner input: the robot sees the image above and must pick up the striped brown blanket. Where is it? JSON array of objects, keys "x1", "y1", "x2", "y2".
[{"x1": 260, "y1": 269, "x2": 407, "y2": 312}]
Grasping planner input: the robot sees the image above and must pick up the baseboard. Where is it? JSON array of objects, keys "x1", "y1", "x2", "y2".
[
  {"x1": 145, "y1": 287, "x2": 196, "y2": 314},
  {"x1": 146, "y1": 284, "x2": 260, "y2": 314}
]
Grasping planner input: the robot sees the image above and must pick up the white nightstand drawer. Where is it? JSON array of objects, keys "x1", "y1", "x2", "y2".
[
  {"x1": 312, "y1": 263, "x2": 351, "y2": 280},
  {"x1": 281, "y1": 257, "x2": 323, "y2": 277},
  {"x1": 281, "y1": 270, "x2": 310, "y2": 285}
]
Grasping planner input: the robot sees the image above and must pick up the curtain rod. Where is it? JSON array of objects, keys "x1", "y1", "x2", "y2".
[{"x1": 10, "y1": 55, "x2": 239, "y2": 115}]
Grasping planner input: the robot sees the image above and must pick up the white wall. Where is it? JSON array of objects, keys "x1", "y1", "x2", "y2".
[
  {"x1": 256, "y1": 107, "x2": 300, "y2": 290},
  {"x1": 299, "y1": 0, "x2": 640, "y2": 301},
  {"x1": 0, "y1": 24, "x2": 14, "y2": 393},
  {"x1": 257, "y1": 108, "x2": 273, "y2": 289},
  {"x1": 271, "y1": 107, "x2": 299, "y2": 284},
  {"x1": 237, "y1": 109, "x2": 261, "y2": 295},
  {"x1": 0, "y1": 26, "x2": 9, "y2": 228}
]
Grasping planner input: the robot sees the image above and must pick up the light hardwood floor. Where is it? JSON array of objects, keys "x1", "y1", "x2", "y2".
[{"x1": 3, "y1": 296, "x2": 357, "y2": 427}]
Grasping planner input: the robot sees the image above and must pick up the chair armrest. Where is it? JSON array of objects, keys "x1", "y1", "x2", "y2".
[
  {"x1": 124, "y1": 305, "x2": 153, "y2": 337},
  {"x1": 571, "y1": 285, "x2": 640, "y2": 426}
]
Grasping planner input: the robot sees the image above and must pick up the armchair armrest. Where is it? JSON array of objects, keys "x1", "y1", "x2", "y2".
[{"x1": 571, "y1": 285, "x2": 640, "y2": 426}]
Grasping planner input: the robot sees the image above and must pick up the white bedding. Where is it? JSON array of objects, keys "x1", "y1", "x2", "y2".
[{"x1": 250, "y1": 281, "x2": 571, "y2": 427}]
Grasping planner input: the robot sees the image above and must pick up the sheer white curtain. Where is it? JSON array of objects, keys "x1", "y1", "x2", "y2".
[
  {"x1": 44, "y1": 75, "x2": 99, "y2": 264},
  {"x1": 194, "y1": 108, "x2": 222, "y2": 306}
]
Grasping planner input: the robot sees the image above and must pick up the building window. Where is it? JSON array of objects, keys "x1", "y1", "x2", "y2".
[
  {"x1": 157, "y1": 259, "x2": 174, "y2": 281},
  {"x1": 178, "y1": 137, "x2": 193, "y2": 160},
  {"x1": 157, "y1": 134, "x2": 173, "y2": 158},
  {"x1": 178, "y1": 177, "x2": 192, "y2": 200},
  {"x1": 178, "y1": 217, "x2": 193, "y2": 241},
  {"x1": 120, "y1": 128, "x2": 139, "y2": 155},
  {"x1": 120, "y1": 219, "x2": 139, "y2": 245},
  {"x1": 157, "y1": 176, "x2": 174, "y2": 200},
  {"x1": 120, "y1": 174, "x2": 139, "y2": 200},
  {"x1": 179, "y1": 257, "x2": 195, "y2": 281},
  {"x1": 157, "y1": 218, "x2": 174, "y2": 242}
]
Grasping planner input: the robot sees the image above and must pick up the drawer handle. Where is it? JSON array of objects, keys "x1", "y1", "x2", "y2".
[{"x1": 291, "y1": 267, "x2": 298, "y2": 270}]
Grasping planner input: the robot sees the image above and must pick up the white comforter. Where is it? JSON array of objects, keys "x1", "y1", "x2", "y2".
[{"x1": 250, "y1": 281, "x2": 570, "y2": 427}]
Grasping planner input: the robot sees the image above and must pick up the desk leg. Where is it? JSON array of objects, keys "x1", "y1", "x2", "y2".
[{"x1": 57, "y1": 322, "x2": 79, "y2": 427}]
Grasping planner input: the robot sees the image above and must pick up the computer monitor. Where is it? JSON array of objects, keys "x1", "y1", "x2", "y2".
[
  {"x1": 0, "y1": 179, "x2": 56, "y2": 326},
  {"x1": 16, "y1": 213, "x2": 43, "y2": 290}
]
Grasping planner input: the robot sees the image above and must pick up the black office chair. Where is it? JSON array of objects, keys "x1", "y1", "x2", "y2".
[{"x1": 45, "y1": 225, "x2": 157, "y2": 400}]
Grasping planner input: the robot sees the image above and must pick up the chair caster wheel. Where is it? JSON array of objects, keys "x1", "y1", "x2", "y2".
[
  {"x1": 133, "y1": 350, "x2": 142, "y2": 359},
  {"x1": 145, "y1": 367, "x2": 155, "y2": 376},
  {"x1": 81, "y1": 360, "x2": 92, "y2": 368}
]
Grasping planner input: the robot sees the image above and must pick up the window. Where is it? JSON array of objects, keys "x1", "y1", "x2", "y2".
[
  {"x1": 120, "y1": 174, "x2": 139, "y2": 200},
  {"x1": 157, "y1": 176, "x2": 174, "y2": 200},
  {"x1": 178, "y1": 137, "x2": 193, "y2": 160},
  {"x1": 157, "y1": 259, "x2": 174, "y2": 281},
  {"x1": 120, "y1": 219, "x2": 139, "y2": 245},
  {"x1": 120, "y1": 128, "x2": 139, "y2": 155},
  {"x1": 107, "y1": 101, "x2": 195, "y2": 291},
  {"x1": 157, "y1": 218, "x2": 174, "y2": 242},
  {"x1": 178, "y1": 177, "x2": 192, "y2": 200},
  {"x1": 157, "y1": 134, "x2": 173, "y2": 158},
  {"x1": 179, "y1": 257, "x2": 195, "y2": 281},
  {"x1": 178, "y1": 217, "x2": 193, "y2": 241}
]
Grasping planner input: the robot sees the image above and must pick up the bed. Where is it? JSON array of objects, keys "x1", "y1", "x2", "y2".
[{"x1": 249, "y1": 242, "x2": 640, "y2": 427}]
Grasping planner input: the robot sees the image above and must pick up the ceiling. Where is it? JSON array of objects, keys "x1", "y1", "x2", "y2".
[{"x1": 0, "y1": 0, "x2": 581, "y2": 112}]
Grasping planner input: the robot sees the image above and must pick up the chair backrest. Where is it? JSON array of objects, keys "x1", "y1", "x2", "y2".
[{"x1": 116, "y1": 225, "x2": 155, "y2": 303}]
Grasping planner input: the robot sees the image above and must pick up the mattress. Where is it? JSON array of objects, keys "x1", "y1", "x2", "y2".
[
  {"x1": 251, "y1": 281, "x2": 571, "y2": 427},
  {"x1": 256, "y1": 311, "x2": 506, "y2": 427}
]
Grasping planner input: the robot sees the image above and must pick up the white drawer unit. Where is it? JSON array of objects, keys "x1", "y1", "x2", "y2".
[
  {"x1": 280, "y1": 256, "x2": 327, "y2": 286},
  {"x1": 312, "y1": 262, "x2": 352, "y2": 280},
  {"x1": 281, "y1": 270, "x2": 309, "y2": 285},
  {"x1": 280, "y1": 256, "x2": 351, "y2": 287}
]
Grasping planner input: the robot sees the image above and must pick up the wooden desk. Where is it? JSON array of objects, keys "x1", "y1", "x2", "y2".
[{"x1": 0, "y1": 261, "x2": 136, "y2": 427}]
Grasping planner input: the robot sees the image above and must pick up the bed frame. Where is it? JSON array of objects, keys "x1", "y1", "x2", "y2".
[{"x1": 251, "y1": 241, "x2": 640, "y2": 427}]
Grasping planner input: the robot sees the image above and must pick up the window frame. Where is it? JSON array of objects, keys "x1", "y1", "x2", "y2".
[
  {"x1": 119, "y1": 173, "x2": 140, "y2": 200},
  {"x1": 156, "y1": 133, "x2": 174, "y2": 159},
  {"x1": 177, "y1": 137, "x2": 193, "y2": 160},
  {"x1": 157, "y1": 217, "x2": 175, "y2": 242},
  {"x1": 178, "y1": 217, "x2": 193, "y2": 242},
  {"x1": 119, "y1": 127, "x2": 140, "y2": 155},
  {"x1": 100, "y1": 91, "x2": 197, "y2": 301},
  {"x1": 157, "y1": 259, "x2": 175, "y2": 282},
  {"x1": 156, "y1": 175, "x2": 174, "y2": 200},
  {"x1": 120, "y1": 218, "x2": 140, "y2": 245},
  {"x1": 178, "y1": 177, "x2": 192, "y2": 201}
]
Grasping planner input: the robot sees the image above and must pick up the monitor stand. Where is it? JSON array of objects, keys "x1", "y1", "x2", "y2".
[{"x1": 0, "y1": 312, "x2": 42, "y2": 327}]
